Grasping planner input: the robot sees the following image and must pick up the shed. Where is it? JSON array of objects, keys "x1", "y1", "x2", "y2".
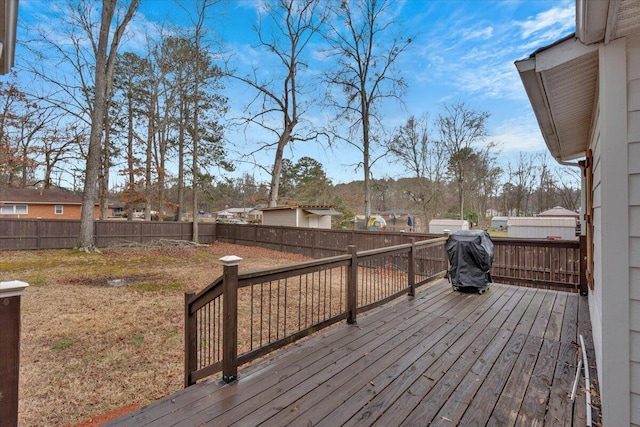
[
  {"x1": 490, "y1": 216, "x2": 509, "y2": 230},
  {"x1": 260, "y1": 205, "x2": 341, "y2": 229},
  {"x1": 507, "y1": 217, "x2": 577, "y2": 240},
  {"x1": 428, "y1": 219, "x2": 469, "y2": 234}
]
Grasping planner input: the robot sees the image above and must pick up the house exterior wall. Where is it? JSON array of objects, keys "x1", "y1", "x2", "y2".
[
  {"x1": 318, "y1": 215, "x2": 331, "y2": 229},
  {"x1": 628, "y1": 33, "x2": 640, "y2": 425},
  {"x1": 507, "y1": 217, "x2": 576, "y2": 240},
  {"x1": 428, "y1": 220, "x2": 469, "y2": 234},
  {"x1": 262, "y1": 209, "x2": 297, "y2": 227},
  {"x1": 589, "y1": 36, "x2": 633, "y2": 426},
  {"x1": 0, "y1": 204, "x2": 100, "y2": 220},
  {"x1": 296, "y1": 209, "x2": 307, "y2": 227}
]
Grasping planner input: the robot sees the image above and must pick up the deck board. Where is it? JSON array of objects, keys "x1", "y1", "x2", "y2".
[{"x1": 107, "y1": 281, "x2": 598, "y2": 427}]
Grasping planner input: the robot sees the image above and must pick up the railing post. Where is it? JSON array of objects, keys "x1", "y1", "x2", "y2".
[
  {"x1": 408, "y1": 238, "x2": 416, "y2": 296},
  {"x1": 1, "y1": 280, "x2": 29, "y2": 427},
  {"x1": 184, "y1": 290, "x2": 196, "y2": 388},
  {"x1": 579, "y1": 235, "x2": 588, "y2": 296},
  {"x1": 443, "y1": 234, "x2": 450, "y2": 280},
  {"x1": 347, "y1": 245, "x2": 358, "y2": 325},
  {"x1": 221, "y1": 255, "x2": 242, "y2": 383}
]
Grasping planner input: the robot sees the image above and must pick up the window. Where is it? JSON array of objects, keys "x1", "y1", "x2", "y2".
[
  {"x1": 0, "y1": 204, "x2": 28, "y2": 214},
  {"x1": 55, "y1": 205, "x2": 63, "y2": 215}
]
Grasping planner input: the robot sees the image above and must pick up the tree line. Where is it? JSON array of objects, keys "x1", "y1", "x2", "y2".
[{"x1": 0, "y1": 0, "x2": 580, "y2": 248}]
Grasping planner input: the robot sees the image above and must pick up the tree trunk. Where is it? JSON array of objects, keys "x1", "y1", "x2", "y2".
[
  {"x1": 145, "y1": 87, "x2": 155, "y2": 221},
  {"x1": 177, "y1": 95, "x2": 185, "y2": 222},
  {"x1": 78, "y1": 0, "x2": 116, "y2": 251},
  {"x1": 268, "y1": 130, "x2": 291, "y2": 207},
  {"x1": 99, "y1": 109, "x2": 110, "y2": 220}
]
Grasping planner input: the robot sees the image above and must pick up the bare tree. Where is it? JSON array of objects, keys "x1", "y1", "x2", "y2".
[
  {"x1": 504, "y1": 152, "x2": 538, "y2": 216},
  {"x1": 77, "y1": 0, "x2": 139, "y2": 250},
  {"x1": 229, "y1": 0, "x2": 326, "y2": 207},
  {"x1": 323, "y1": 0, "x2": 412, "y2": 225},
  {"x1": 436, "y1": 102, "x2": 490, "y2": 220},
  {"x1": 22, "y1": 0, "x2": 139, "y2": 250},
  {"x1": 0, "y1": 76, "x2": 43, "y2": 187},
  {"x1": 555, "y1": 166, "x2": 581, "y2": 211},
  {"x1": 38, "y1": 119, "x2": 86, "y2": 189},
  {"x1": 386, "y1": 115, "x2": 448, "y2": 224},
  {"x1": 534, "y1": 152, "x2": 557, "y2": 212}
]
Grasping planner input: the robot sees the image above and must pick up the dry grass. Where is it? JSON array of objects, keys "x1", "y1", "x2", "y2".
[{"x1": 2, "y1": 243, "x2": 309, "y2": 427}]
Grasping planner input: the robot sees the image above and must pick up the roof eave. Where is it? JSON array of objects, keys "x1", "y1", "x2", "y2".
[
  {"x1": 515, "y1": 57, "x2": 563, "y2": 160},
  {"x1": 515, "y1": 36, "x2": 599, "y2": 162}
]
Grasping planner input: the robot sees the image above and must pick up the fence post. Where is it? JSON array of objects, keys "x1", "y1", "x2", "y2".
[
  {"x1": 347, "y1": 245, "x2": 358, "y2": 325},
  {"x1": 221, "y1": 255, "x2": 242, "y2": 383},
  {"x1": 184, "y1": 290, "x2": 197, "y2": 388},
  {"x1": 408, "y1": 238, "x2": 416, "y2": 296},
  {"x1": 0, "y1": 280, "x2": 29, "y2": 427}
]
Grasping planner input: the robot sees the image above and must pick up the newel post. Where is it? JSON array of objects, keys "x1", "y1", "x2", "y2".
[
  {"x1": 347, "y1": 245, "x2": 358, "y2": 325},
  {"x1": 221, "y1": 255, "x2": 242, "y2": 383},
  {"x1": 0, "y1": 280, "x2": 29, "y2": 427},
  {"x1": 184, "y1": 290, "x2": 196, "y2": 388},
  {"x1": 408, "y1": 238, "x2": 416, "y2": 296}
]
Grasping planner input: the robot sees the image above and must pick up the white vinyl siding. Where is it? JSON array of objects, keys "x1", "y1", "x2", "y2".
[{"x1": 629, "y1": 33, "x2": 640, "y2": 425}]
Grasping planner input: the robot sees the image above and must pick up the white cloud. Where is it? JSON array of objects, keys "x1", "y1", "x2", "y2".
[
  {"x1": 462, "y1": 26, "x2": 494, "y2": 41},
  {"x1": 518, "y1": 1, "x2": 574, "y2": 39},
  {"x1": 491, "y1": 116, "x2": 547, "y2": 154}
]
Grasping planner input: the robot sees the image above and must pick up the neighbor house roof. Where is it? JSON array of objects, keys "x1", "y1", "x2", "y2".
[
  {"x1": 537, "y1": 206, "x2": 580, "y2": 218},
  {"x1": 304, "y1": 208, "x2": 341, "y2": 216},
  {"x1": 514, "y1": 0, "x2": 640, "y2": 162},
  {"x1": 0, "y1": 187, "x2": 83, "y2": 205},
  {"x1": 258, "y1": 205, "x2": 342, "y2": 216}
]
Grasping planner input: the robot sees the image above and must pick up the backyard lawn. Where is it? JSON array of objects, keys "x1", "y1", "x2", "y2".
[{"x1": 1, "y1": 242, "x2": 309, "y2": 427}]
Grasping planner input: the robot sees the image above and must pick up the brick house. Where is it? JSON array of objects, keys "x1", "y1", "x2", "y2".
[{"x1": 0, "y1": 187, "x2": 101, "y2": 220}]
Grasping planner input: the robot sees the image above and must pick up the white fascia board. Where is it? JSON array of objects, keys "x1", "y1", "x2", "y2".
[
  {"x1": 514, "y1": 56, "x2": 535, "y2": 72},
  {"x1": 535, "y1": 37, "x2": 599, "y2": 72}
]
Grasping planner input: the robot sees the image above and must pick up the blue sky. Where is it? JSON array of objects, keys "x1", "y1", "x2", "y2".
[{"x1": 15, "y1": 0, "x2": 577, "y2": 187}]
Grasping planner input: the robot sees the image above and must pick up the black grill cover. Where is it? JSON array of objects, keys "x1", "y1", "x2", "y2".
[{"x1": 446, "y1": 230, "x2": 494, "y2": 289}]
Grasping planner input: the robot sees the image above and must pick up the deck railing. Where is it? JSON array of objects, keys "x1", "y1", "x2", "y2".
[
  {"x1": 184, "y1": 237, "x2": 448, "y2": 386},
  {"x1": 491, "y1": 237, "x2": 583, "y2": 292}
]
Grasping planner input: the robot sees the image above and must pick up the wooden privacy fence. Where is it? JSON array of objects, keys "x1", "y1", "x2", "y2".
[
  {"x1": 0, "y1": 219, "x2": 584, "y2": 293},
  {"x1": 184, "y1": 237, "x2": 448, "y2": 386},
  {"x1": 0, "y1": 219, "x2": 215, "y2": 249},
  {"x1": 491, "y1": 237, "x2": 583, "y2": 293}
]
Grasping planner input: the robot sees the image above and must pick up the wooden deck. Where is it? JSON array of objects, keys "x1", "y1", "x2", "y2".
[{"x1": 107, "y1": 280, "x2": 598, "y2": 426}]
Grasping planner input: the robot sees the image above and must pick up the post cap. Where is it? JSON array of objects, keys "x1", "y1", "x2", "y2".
[
  {"x1": 0, "y1": 280, "x2": 29, "y2": 298},
  {"x1": 219, "y1": 255, "x2": 243, "y2": 266}
]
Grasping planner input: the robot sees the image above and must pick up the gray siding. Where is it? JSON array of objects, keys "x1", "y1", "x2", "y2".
[{"x1": 629, "y1": 33, "x2": 640, "y2": 424}]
